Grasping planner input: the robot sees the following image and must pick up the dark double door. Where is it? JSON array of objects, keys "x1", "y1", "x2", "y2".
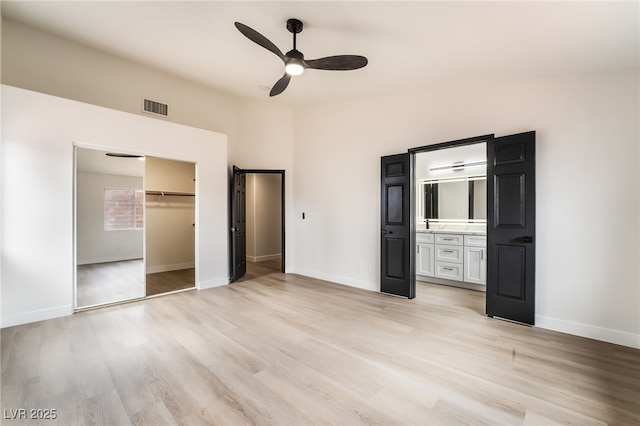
[{"x1": 381, "y1": 131, "x2": 536, "y2": 324}]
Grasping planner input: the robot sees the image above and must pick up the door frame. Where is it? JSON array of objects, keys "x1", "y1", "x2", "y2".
[
  {"x1": 232, "y1": 168, "x2": 286, "y2": 275},
  {"x1": 407, "y1": 134, "x2": 495, "y2": 155},
  {"x1": 407, "y1": 134, "x2": 493, "y2": 296}
]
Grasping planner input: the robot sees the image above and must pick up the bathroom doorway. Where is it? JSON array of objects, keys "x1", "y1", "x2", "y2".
[
  {"x1": 381, "y1": 131, "x2": 537, "y2": 324},
  {"x1": 414, "y1": 141, "x2": 488, "y2": 293}
]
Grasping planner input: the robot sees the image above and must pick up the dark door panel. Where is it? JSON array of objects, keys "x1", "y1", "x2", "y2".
[
  {"x1": 494, "y1": 173, "x2": 526, "y2": 227},
  {"x1": 380, "y1": 153, "x2": 414, "y2": 298},
  {"x1": 487, "y1": 131, "x2": 536, "y2": 324},
  {"x1": 494, "y1": 244, "x2": 526, "y2": 299},
  {"x1": 230, "y1": 166, "x2": 246, "y2": 282}
]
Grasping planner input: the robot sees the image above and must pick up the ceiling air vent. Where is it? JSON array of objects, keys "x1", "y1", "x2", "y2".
[{"x1": 142, "y1": 98, "x2": 169, "y2": 117}]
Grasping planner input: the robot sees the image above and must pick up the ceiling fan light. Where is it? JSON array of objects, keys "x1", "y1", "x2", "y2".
[{"x1": 285, "y1": 61, "x2": 304, "y2": 76}]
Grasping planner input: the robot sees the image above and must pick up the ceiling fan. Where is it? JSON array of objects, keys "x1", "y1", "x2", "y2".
[{"x1": 234, "y1": 18, "x2": 368, "y2": 97}]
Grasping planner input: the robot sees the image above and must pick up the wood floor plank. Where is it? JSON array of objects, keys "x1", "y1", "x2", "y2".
[{"x1": 1, "y1": 262, "x2": 638, "y2": 425}]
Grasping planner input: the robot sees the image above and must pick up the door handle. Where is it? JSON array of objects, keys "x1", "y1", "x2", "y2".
[
  {"x1": 383, "y1": 230, "x2": 393, "y2": 235},
  {"x1": 514, "y1": 236, "x2": 533, "y2": 243},
  {"x1": 231, "y1": 227, "x2": 239, "y2": 232}
]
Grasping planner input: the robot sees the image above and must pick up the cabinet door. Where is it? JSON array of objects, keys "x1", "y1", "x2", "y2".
[
  {"x1": 416, "y1": 243, "x2": 435, "y2": 277},
  {"x1": 464, "y1": 246, "x2": 486, "y2": 285}
]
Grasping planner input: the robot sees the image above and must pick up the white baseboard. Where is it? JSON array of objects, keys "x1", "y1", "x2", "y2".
[
  {"x1": 1, "y1": 305, "x2": 73, "y2": 329},
  {"x1": 247, "y1": 254, "x2": 281, "y2": 263},
  {"x1": 147, "y1": 262, "x2": 195, "y2": 274},
  {"x1": 77, "y1": 256, "x2": 143, "y2": 266},
  {"x1": 198, "y1": 277, "x2": 229, "y2": 290},
  {"x1": 291, "y1": 269, "x2": 640, "y2": 349},
  {"x1": 535, "y1": 314, "x2": 640, "y2": 349},
  {"x1": 291, "y1": 267, "x2": 377, "y2": 292}
]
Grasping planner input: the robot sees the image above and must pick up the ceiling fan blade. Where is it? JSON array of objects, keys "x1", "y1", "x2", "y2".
[
  {"x1": 270, "y1": 74, "x2": 291, "y2": 97},
  {"x1": 305, "y1": 55, "x2": 368, "y2": 71},
  {"x1": 235, "y1": 22, "x2": 285, "y2": 60}
]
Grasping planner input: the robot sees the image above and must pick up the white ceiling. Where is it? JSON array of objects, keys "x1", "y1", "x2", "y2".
[{"x1": 2, "y1": 1, "x2": 638, "y2": 105}]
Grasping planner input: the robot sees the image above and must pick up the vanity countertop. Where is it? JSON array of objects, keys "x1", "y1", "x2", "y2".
[{"x1": 417, "y1": 229, "x2": 486, "y2": 236}]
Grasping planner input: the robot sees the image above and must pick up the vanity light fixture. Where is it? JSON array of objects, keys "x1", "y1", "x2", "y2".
[
  {"x1": 423, "y1": 175, "x2": 486, "y2": 185},
  {"x1": 429, "y1": 160, "x2": 487, "y2": 172}
]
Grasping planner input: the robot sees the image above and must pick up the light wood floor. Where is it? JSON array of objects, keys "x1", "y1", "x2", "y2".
[
  {"x1": 77, "y1": 260, "x2": 145, "y2": 308},
  {"x1": 236, "y1": 259, "x2": 282, "y2": 283},
  {"x1": 77, "y1": 261, "x2": 196, "y2": 307},
  {"x1": 146, "y1": 268, "x2": 195, "y2": 297},
  {"x1": 2, "y1": 271, "x2": 638, "y2": 425}
]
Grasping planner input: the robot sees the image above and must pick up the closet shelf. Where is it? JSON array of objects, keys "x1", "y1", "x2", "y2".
[{"x1": 145, "y1": 190, "x2": 194, "y2": 197}]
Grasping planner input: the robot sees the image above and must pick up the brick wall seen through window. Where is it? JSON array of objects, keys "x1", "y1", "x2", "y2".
[{"x1": 104, "y1": 189, "x2": 144, "y2": 230}]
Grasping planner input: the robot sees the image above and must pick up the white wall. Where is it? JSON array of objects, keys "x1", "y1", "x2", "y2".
[
  {"x1": 1, "y1": 85, "x2": 228, "y2": 327},
  {"x1": 292, "y1": 71, "x2": 640, "y2": 348},
  {"x1": 145, "y1": 157, "x2": 196, "y2": 273},
  {"x1": 145, "y1": 194, "x2": 195, "y2": 273},
  {"x1": 232, "y1": 100, "x2": 294, "y2": 269},
  {"x1": 76, "y1": 172, "x2": 144, "y2": 264}
]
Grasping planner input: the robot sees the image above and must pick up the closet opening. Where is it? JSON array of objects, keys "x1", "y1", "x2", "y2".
[{"x1": 74, "y1": 147, "x2": 197, "y2": 310}]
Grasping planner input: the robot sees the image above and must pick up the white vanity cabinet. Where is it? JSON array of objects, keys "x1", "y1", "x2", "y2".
[
  {"x1": 416, "y1": 232, "x2": 487, "y2": 289},
  {"x1": 416, "y1": 233, "x2": 435, "y2": 278},
  {"x1": 463, "y1": 235, "x2": 486, "y2": 285},
  {"x1": 434, "y1": 233, "x2": 464, "y2": 281}
]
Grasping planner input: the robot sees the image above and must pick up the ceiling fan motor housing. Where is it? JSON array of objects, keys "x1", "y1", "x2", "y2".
[
  {"x1": 286, "y1": 49, "x2": 304, "y2": 60},
  {"x1": 287, "y1": 18, "x2": 303, "y2": 34}
]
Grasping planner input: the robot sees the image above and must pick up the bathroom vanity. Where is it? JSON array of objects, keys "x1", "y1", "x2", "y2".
[
  {"x1": 416, "y1": 230, "x2": 486, "y2": 291},
  {"x1": 415, "y1": 162, "x2": 487, "y2": 291}
]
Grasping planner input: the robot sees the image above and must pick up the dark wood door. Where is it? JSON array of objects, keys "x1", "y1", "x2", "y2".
[
  {"x1": 380, "y1": 153, "x2": 415, "y2": 298},
  {"x1": 230, "y1": 166, "x2": 246, "y2": 282},
  {"x1": 486, "y1": 131, "x2": 536, "y2": 324}
]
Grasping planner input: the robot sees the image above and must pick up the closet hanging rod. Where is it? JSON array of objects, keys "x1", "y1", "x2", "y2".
[{"x1": 145, "y1": 190, "x2": 195, "y2": 197}]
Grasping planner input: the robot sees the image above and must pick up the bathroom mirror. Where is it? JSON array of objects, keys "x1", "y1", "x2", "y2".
[{"x1": 418, "y1": 176, "x2": 487, "y2": 222}]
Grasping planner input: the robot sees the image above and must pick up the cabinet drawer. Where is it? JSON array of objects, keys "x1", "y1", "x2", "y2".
[
  {"x1": 435, "y1": 234, "x2": 463, "y2": 245},
  {"x1": 435, "y1": 244, "x2": 463, "y2": 263},
  {"x1": 464, "y1": 235, "x2": 486, "y2": 247},
  {"x1": 435, "y1": 261, "x2": 463, "y2": 281},
  {"x1": 416, "y1": 233, "x2": 434, "y2": 243}
]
